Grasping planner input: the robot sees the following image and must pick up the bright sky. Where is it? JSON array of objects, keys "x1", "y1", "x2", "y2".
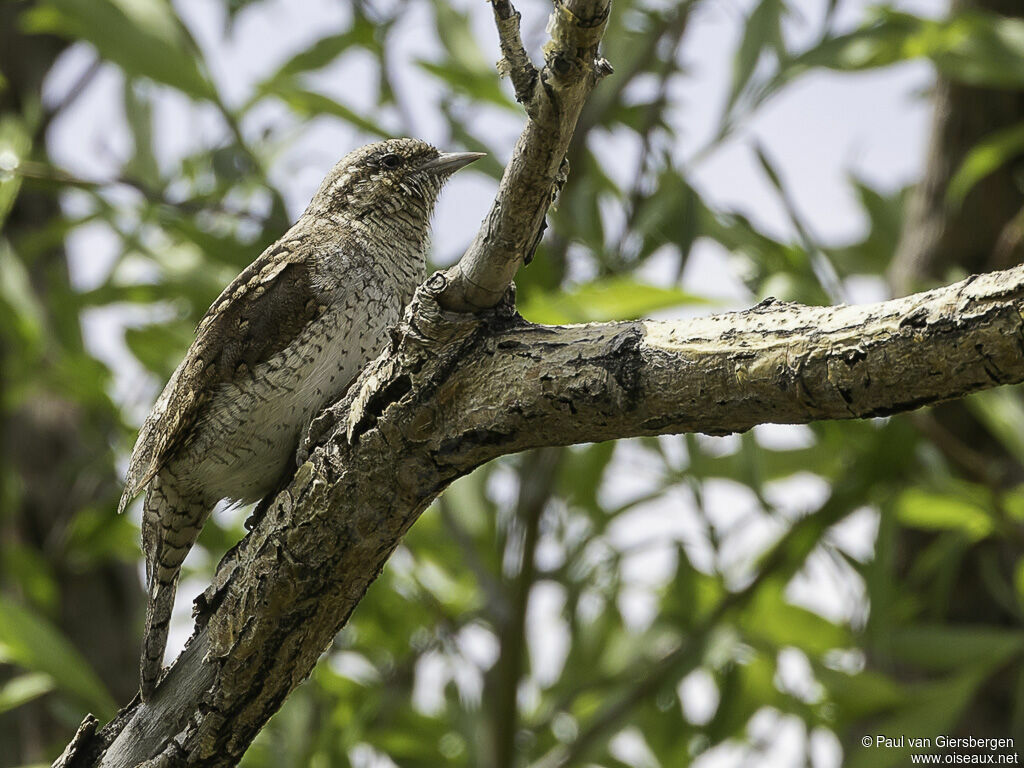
[{"x1": 42, "y1": 1, "x2": 946, "y2": 765}]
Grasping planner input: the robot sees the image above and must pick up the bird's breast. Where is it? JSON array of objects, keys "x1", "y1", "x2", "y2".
[{"x1": 180, "y1": 286, "x2": 405, "y2": 503}]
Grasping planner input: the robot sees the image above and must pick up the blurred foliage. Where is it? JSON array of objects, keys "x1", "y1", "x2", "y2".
[{"x1": 1, "y1": 0, "x2": 1023, "y2": 766}]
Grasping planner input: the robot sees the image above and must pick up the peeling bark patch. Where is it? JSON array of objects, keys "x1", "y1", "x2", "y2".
[
  {"x1": 52, "y1": 714, "x2": 100, "y2": 768},
  {"x1": 975, "y1": 342, "x2": 1009, "y2": 384},
  {"x1": 437, "y1": 427, "x2": 515, "y2": 459},
  {"x1": 592, "y1": 326, "x2": 643, "y2": 408},
  {"x1": 899, "y1": 307, "x2": 929, "y2": 329},
  {"x1": 496, "y1": 340, "x2": 543, "y2": 360},
  {"x1": 842, "y1": 347, "x2": 867, "y2": 366},
  {"x1": 751, "y1": 296, "x2": 779, "y2": 310},
  {"x1": 349, "y1": 374, "x2": 412, "y2": 442}
]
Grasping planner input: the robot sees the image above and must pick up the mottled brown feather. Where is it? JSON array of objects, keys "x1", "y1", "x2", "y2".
[{"x1": 118, "y1": 238, "x2": 322, "y2": 512}]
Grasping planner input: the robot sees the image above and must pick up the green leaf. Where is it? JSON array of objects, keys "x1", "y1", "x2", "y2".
[
  {"x1": 1, "y1": 543, "x2": 58, "y2": 613},
  {"x1": 707, "y1": 654, "x2": 780, "y2": 740},
  {"x1": 24, "y1": 0, "x2": 216, "y2": 100},
  {"x1": 632, "y1": 171, "x2": 704, "y2": 264},
  {"x1": 966, "y1": 386, "x2": 1024, "y2": 466},
  {"x1": 700, "y1": 206, "x2": 827, "y2": 303},
  {"x1": 437, "y1": 465, "x2": 497, "y2": 542},
  {"x1": 65, "y1": 505, "x2": 140, "y2": 565},
  {"x1": 0, "y1": 115, "x2": 31, "y2": 229},
  {"x1": 262, "y1": 18, "x2": 378, "y2": 85},
  {"x1": 685, "y1": 439, "x2": 842, "y2": 487},
  {"x1": 886, "y1": 625, "x2": 1024, "y2": 673},
  {"x1": 948, "y1": 121, "x2": 1024, "y2": 205},
  {"x1": 742, "y1": 581, "x2": 850, "y2": 656},
  {"x1": 818, "y1": 667, "x2": 906, "y2": 722},
  {"x1": 0, "y1": 240, "x2": 46, "y2": 350},
  {"x1": 123, "y1": 80, "x2": 161, "y2": 186},
  {"x1": 414, "y1": 3, "x2": 516, "y2": 112},
  {"x1": 724, "y1": 0, "x2": 786, "y2": 119},
  {"x1": 559, "y1": 442, "x2": 616, "y2": 516},
  {"x1": 783, "y1": 10, "x2": 1024, "y2": 89},
  {"x1": 518, "y1": 276, "x2": 709, "y2": 324},
  {"x1": 0, "y1": 673, "x2": 56, "y2": 715},
  {"x1": 894, "y1": 488, "x2": 994, "y2": 541},
  {"x1": 418, "y1": 62, "x2": 518, "y2": 112},
  {"x1": 431, "y1": 3, "x2": 491, "y2": 74},
  {"x1": 0, "y1": 595, "x2": 116, "y2": 717},
  {"x1": 845, "y1": 669, "x2": 990, "y2": 768},
  {"x1": 125, "y1": 322, "x2": 194, "y2": 379},
  {"x1": 249, "y1": 16, "x2": 382, "y2": 113},
  {"x1": 827, "y1": 178, "x2": 909, "y2": 276},
  {"x1": 928, "y1": 12, "x2": 1024, "y2": 88},
  {"x1": 266, "y1": 85, "x2": 390, "y2": 138},
  {"x1": 784, "y1": 13, "x2": 918, "y2": 73}
]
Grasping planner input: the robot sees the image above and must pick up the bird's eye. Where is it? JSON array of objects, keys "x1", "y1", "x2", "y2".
[{"x1": 379, "y1": 153, "x2": 402, "y2": 170}]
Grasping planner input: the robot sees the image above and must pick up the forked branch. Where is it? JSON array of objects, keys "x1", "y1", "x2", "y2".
[
  {"x1": 52, "y1": 0, "x2": 1024, "y2": 765},
  {"x1": 437, "y1": 0, "x2": 613, "y2": 311}
]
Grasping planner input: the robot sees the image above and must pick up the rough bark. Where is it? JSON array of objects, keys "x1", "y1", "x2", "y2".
[
  {"x1": 50, "y1": 0, "x2": 1024, "y2": 764},
  {"x1": 58, "y1": 261, "x2": 1024, "y2": 768}
]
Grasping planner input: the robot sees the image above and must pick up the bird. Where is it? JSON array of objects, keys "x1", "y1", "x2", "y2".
[{"x1": 118, "y1": 138, "x2": 484, "y2": 701}]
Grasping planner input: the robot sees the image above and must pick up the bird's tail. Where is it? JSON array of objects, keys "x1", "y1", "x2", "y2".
[
  {"x1": 139, "y1": 476, "x2": 208, "y2": 701},
  {"x1": 141, "y1": 574, "x2": 178, "y2": 701}
]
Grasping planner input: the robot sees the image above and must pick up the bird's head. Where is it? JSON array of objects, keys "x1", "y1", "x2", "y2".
[{"x1": 306, "y1": 138, "x2": 484, "y2": 224}]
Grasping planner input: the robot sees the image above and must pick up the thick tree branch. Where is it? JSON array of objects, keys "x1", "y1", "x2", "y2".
[
  {"x1": 53, "y1": 0, "x2": 1024, "y2": 762},
  {"x1": 351, "y1": 266, "x2": 1024, "y2": 458},
  {"x1": 490, "y1": 0, "x2": 538, "y2": 111},
  {"x1": 55, "y1": 1, "x2": 620, "y2": 763},
  {"x1": 67, "y1": 262, "x2": 1024, "y2": 767}
]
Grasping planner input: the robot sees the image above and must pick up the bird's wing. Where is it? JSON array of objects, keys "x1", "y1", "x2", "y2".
[{"x1": 118, "y1": 235, "x2": 325, "y2": 513}]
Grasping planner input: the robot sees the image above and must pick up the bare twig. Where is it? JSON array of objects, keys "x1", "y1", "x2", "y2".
[
  {"x1": 438, "y1": 0, "x2": 614, "y2": 311},
  {"x1": 490, "y1": 0, "x2": 539, "y2": 113}
]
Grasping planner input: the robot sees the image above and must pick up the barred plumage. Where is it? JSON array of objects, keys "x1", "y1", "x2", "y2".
[{"x1": 119, "y1": 139, "x2": 483, "y2": 700}]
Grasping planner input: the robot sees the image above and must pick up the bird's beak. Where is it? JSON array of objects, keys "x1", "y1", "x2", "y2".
[{"x1": 419, "y1": 151, "x2": 486, "y2": 175}]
